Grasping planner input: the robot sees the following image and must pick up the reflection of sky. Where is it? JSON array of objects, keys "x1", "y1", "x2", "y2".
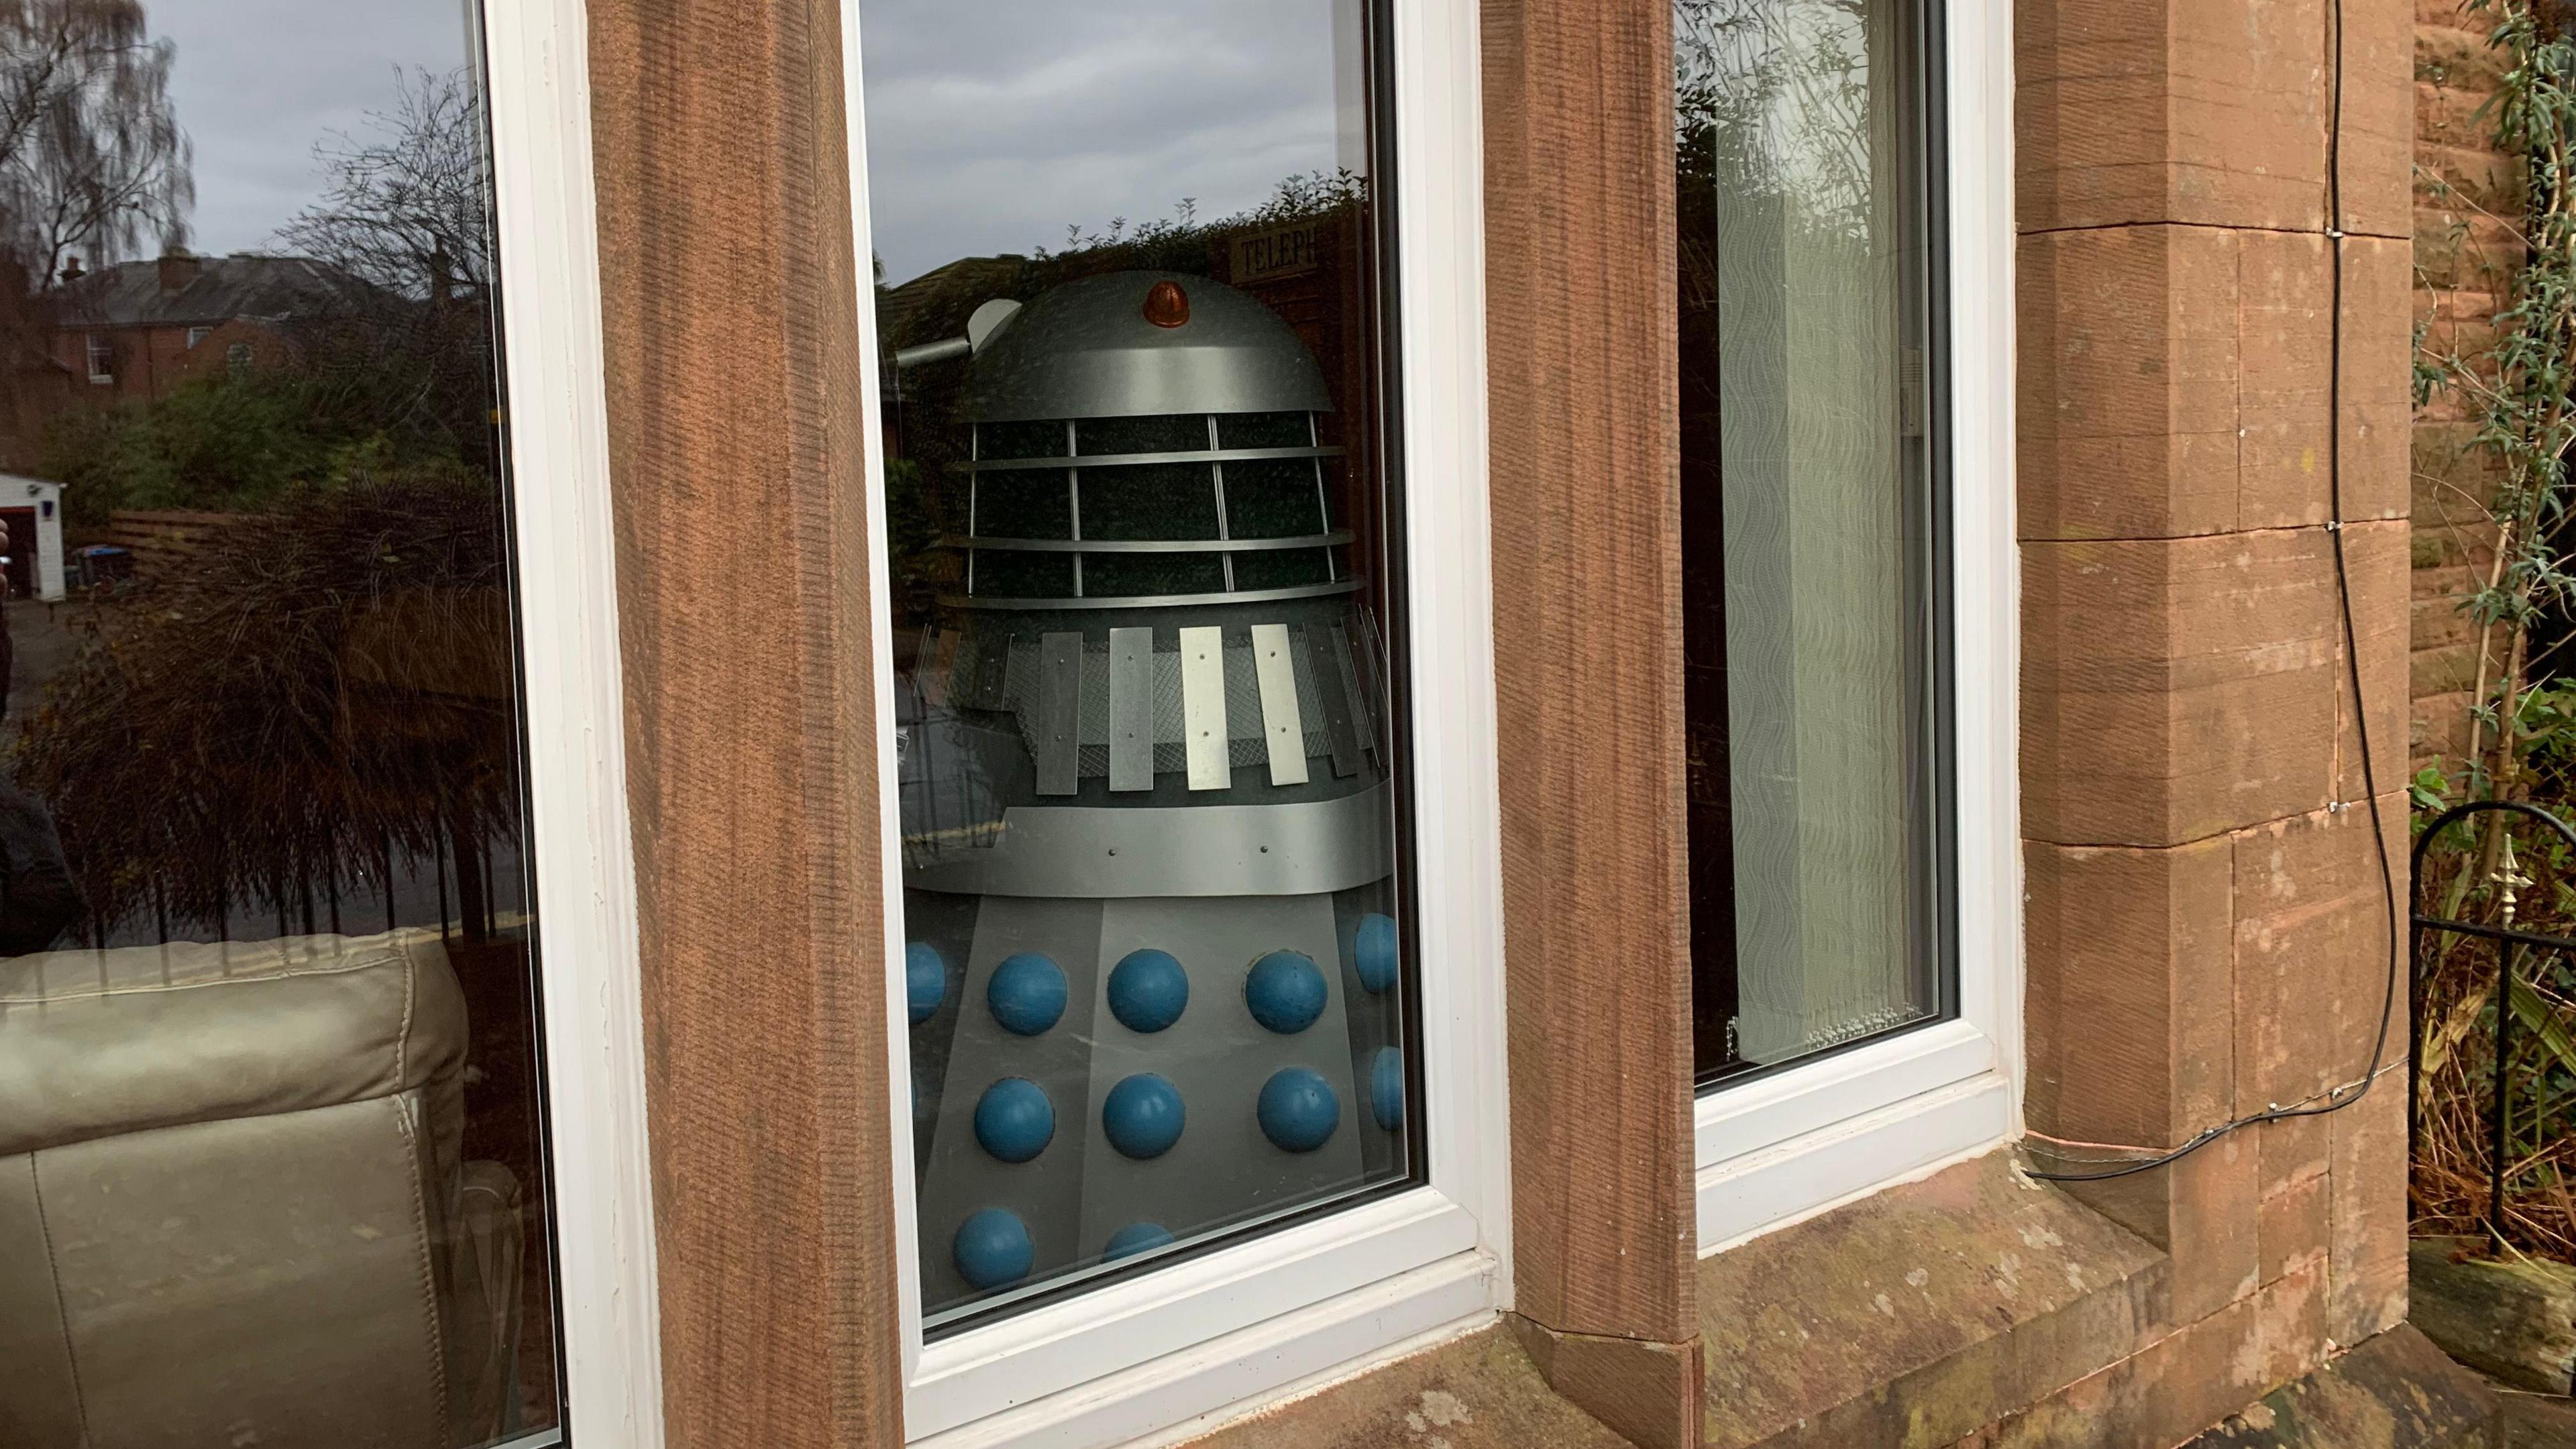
[
  {"x1": 857, "y1": 0, "x2": 1358, "y2": 286},
  {"x1": 147, "y1": 0, "x2": 470, "y2": 257}
]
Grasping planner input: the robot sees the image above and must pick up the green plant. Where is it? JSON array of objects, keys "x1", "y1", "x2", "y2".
[{"x1": 2412, "y1": 0, "x2": 2576, "y2": 1258}]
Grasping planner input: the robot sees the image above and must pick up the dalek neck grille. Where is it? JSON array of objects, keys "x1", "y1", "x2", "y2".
[{"x1": 946, "y1": 410, "x2": 1355, "y2": 610}]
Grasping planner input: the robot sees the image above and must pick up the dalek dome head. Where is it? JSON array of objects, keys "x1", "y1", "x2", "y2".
[{"x1": 961, "y1": 270, "x2": 1332, "y2": 424}]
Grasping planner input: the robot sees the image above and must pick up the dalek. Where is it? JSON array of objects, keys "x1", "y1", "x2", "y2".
[{"x1": 892, "y1": 271, "x2": 1405, "y2": 1311}]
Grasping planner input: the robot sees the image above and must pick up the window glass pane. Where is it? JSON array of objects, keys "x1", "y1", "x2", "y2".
[
  {"x1": 0, "y1": 2, "x2": 564, "y2": 1442},
  {"x1": 1677, "y1": 0, "x2": 1949, "y2": 1081},
  {"x1": 860, "y1": 0, "x2": 1415, "y2": 1327}
]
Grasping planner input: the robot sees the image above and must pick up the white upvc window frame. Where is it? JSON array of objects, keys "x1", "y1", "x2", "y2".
[
  {"x1": 1692, "y1": 0, "x2": 2023, "y2": 1256},
  {"x1": 841, "y1": 0, "x2": 1513, "y2": 1441},
  {"x1": 481, "y1": 0, "x2": 669, "y2": 1442}
]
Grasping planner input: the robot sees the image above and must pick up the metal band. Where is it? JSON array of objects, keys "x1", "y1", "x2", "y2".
[
  {"x1": 943, "y1": 530, "x2": 1351, "y2": 555},
  {"x1": 961, "y1": 444, "x2": 1345, "y2": 474},
  {"x1": 936, "y1": 578, "x2": 1362, "y2": 612},
  {"x1": 904, "y1": 784, "x2": 1393, "y2": 898},
  {"x1": 1036, "y1": 631, "x2": 1083, "y2": 796},
  {"x1": 1108, "y1": 627, "x2": 1153, "y2": 792},
  {"x1": 1179, "y1": 625, "x2": 1230, "y2": 790},
  {"x1": 1311, "y1": 627, "x2": 1363, "y2": 779},
  {"x1": 1250, "y1": 623, "x2": 1309, "y2": 787},
  {"x1": 1330, "y1": 622, "x2": 1377, "y2": 767}
]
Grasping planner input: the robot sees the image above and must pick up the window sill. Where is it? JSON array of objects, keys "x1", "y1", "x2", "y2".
[
  {"x1": 1698, "y1": 1065, "x2": 2015, "y2": 1254},
  {"x1": 908, "y1": 1186, "x2": 1485, "y2": 1442},
  {"x1": 911, "y1": 1247, "x2": 1496, "y2": 1448}
]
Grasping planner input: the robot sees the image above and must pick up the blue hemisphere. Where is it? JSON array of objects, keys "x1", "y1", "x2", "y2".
[
  {"x1": 1370, "y1": 1046, "x2": 1405, "y2": 1130},
  {"x1": 1104, "y1": 1222, "x2": 1176, "y2": 1261},
  {"x1": 1354, "y1": 913, "x2": 1399, "y2": 994},
  {"x1": 1244, "y1": 950, "x2": 1328, "y2": 1034},
  {"x1": 906, "y1": 941, "x2": 949, "y2": 1024},
  {"x1": 987, "y1": 952, "x2": 1068, "y2": 1036},
  {"x1": 972, "y1": 1077, "x2": 1056, "y2": 1163},
  {"x1": 1107, "y1": 948, "x2": 1190, "y2": 1033},
  {"x1": 1257, "y1": 1066, "x2": 1340, "y2": 1152},
  {"x1": 953, "y1": 1207, "x2": 1035, "y2": 1290},
  {"x1": 1102, "y1": 1072, "x2": 1187, "y2": 1159}
]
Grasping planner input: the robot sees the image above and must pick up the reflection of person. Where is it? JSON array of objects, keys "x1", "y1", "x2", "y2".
[
  {"x1": 0, "y1": 517, "x2": 15, "y2": 722},
  {"x1": 0, "y1": 779, "x2": 82, "y2": 954}
]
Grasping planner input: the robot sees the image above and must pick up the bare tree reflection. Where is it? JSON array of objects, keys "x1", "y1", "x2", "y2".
[{"x1": 0, "y1": 0, "x2": 192, "y2": 286}]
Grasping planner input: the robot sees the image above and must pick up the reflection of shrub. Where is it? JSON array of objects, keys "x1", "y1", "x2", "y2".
[
  {"x1": 43, "y1": 371, "x2": 341, "y2": 525},
  {"x1": 12, "y1": 448, "x2": 517, "y2": 936}
]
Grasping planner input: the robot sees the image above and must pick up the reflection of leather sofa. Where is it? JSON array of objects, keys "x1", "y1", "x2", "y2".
[{"x1": 0, "y1": 930, "x2": 522, "y2": 1448}]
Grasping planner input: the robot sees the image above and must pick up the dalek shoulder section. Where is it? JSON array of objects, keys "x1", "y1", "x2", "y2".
[{"x1": 961, "y1": 271, "x2": 1334, "y2": 424}]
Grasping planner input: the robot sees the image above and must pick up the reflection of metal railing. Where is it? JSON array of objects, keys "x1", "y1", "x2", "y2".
[
  {"x1": 72, "y1": 823, "x2": 519, "y2": 953},
  {"x1": 2409, "y1": 800, "x2": 2576, "y2": 1252}
]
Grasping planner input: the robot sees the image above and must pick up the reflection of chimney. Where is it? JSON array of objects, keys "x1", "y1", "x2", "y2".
[
  {"x1": 157, "y1": 249, "x2": 200, "y2": 294},
  {"x1": 58, "y1": 256, "x2": 83, "y2": 283}
]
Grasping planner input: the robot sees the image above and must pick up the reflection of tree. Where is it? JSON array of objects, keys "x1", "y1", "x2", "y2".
[
  {"x1": 276, "y1": 67, "x2": 500, "y2": 477},
  {"x1": 0, "y1": 0, "x2": 192, "y2": 286},
  {"x1": 14, "y1": 453, "x2": 517, "y2": 939},
  {"x1": 1675, "y1": 0, "x2": 1876, "y2": 244},
  {"x1": 277, "y1": 68, "x2": 489, "y2": 303}
]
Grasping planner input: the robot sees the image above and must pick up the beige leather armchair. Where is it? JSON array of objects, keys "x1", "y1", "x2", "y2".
[{"x1": 0, "y1": 929, "x2": 524, "y2": 1448}]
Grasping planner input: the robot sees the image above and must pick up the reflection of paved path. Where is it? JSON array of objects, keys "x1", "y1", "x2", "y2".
[{"x1": 3, "y1": 598, "x2": 78, "y2": 739}]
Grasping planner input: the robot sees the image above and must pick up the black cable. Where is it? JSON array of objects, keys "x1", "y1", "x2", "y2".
[{"x1": 2028, "y1": 0, "x2": 2405, "y2": 1184}]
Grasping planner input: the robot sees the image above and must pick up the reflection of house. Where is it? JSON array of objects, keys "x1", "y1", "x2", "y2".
[
  {"x1": 44, "y1": 251, "x2": 369, "y2": 405},
  {"x1": 0, "y1": 474, "x2": 68, "y2": 600}
]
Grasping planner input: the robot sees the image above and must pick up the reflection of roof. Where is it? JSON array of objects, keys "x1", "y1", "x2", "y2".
[
  {"x1": 877, "y1": 254, "x2": 1027, "y2": 347},
  {"x1": 53, "y1": 254, "x2": 372, "y2": 329}
]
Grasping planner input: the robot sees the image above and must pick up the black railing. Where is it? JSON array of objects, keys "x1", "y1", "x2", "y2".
[{"x1": 2409, "y1": 800, "x2": 2576, "y2": 1252}]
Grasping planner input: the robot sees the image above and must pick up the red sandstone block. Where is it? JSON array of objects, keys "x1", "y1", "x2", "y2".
[
  {"x1": 2018, "y1": 0, "x2": 2332, "y2": 232},
  {"x1": 2231, "y1": 802, "x2": 2407, "y2": 1114},
  {"x1": 2025, "y1": 837, "x2": 2235, "y2": 1148},
  {"x1": 2333, "y1": 523, "x2": 2411, "y2": 805},
  {"x1": 2329, "y1": 1083, "x2": 2410, "y2": 1344},
  {"x1": 2257, "y1": 1118, "x2": 2332, "y2": 1287},
  {"x1": 2339, "y1": 242, "x2": 2412, "y2": 525},
  {"x1": 2416, "y1": 23, "x2": 2510, "y2": 94},
  {"x1": 2024, "y1": 533, "x2": 2341, "y2": 847},
  {"x1": 2237, "y1": 231, "x2": 2337, "y2": 532},
  {"x1": 2019, "y1": 227, "x2": 2244, "y2": 541},
  {"x1": 2051, "y1": 1129, "x2": 2265, "y2": 1328},
  {"x1": 2340, "y1": 0, "x2": 2414, "y2": 239}
]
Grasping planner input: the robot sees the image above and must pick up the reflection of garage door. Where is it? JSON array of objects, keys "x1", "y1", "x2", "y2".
[{"x1": 0, "y1": 509, "x2": 35, "y2": 600}]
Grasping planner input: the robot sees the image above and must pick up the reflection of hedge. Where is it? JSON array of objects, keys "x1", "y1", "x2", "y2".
[{"x1": 12, "y1": 454, "x2": 518, "y2": 935}]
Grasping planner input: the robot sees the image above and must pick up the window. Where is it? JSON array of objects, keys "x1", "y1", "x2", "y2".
[
  {"x1": 226, "y1": 339, "x2": 254, "y2": 373},
  {"x1": 855, "y1": 0, "x2": 1503, "y2": 1434},
  {"x1": 84, "y1": 333, "x2": 111, "y2": 382},
  {"x1": 865, "y1": 0, "x2": 1416, "y2": 1332},
  {"x1": 1679, "y1": 0, "x2": 1947, "y2": 1083},
  {"x1": 188, "y1": 323, "x2": 213, "y2": 347},
  {"x1": 0, "y1": 2, "x2": 623, "y2": 1444},
  {"x1": 1678, "y1": 0, "x2": 2017, "y2": 1244}
]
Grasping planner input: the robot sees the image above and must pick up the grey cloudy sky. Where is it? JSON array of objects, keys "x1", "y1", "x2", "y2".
[
  {"x1": 144, "y1": 0, "x2": 1359, "y2": 283},
  {"x1": 857, "y1": 0, "x2": 1363, "y2": 286},
  {"x1": 152, "y1": 0, "x2": 470, "y2": 258}
]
